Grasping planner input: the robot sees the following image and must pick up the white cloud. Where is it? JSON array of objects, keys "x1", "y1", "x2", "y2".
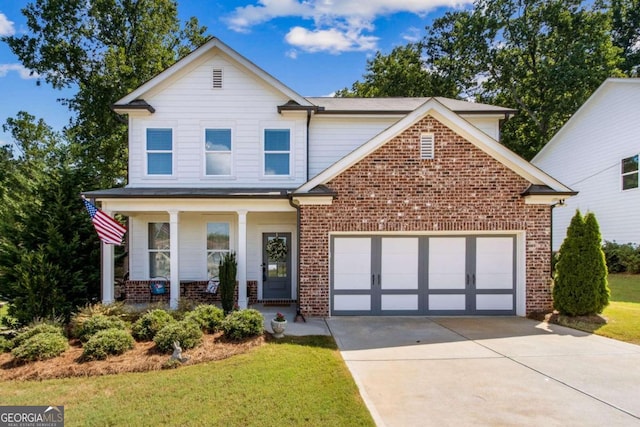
[
  {"x1": 402, "y1": 27, "x2": 422, "y2": 43},
  {"x1": 0, "y1": 12, "x2": 15, "y2": 36},
  {"x1": 285, "y1": 26, "x2": 378, "y2": 54},
  {"x1": 0, "y1": 64, "x2": 40, "y2": 79},
  {"x1": 226, "y1": 0, "x2": 472, "y2": 53}
]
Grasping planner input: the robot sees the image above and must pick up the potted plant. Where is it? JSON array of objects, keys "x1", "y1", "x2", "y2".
[{"x1": 270, "y1": 312, "x2": 287, "y2": 338}]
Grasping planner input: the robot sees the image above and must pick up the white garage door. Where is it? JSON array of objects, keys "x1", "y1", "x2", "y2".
[{"x1": 331, "y1": 235, "x2": 516, "y2": 315}]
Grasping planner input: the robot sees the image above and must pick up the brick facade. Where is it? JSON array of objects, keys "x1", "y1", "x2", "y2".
[
  {"x1": 298, "y1": 115, "x2": 552, "y2": 316},
  {"x1": 123, "y1": 280, "x2": 258, "y2": 306}
]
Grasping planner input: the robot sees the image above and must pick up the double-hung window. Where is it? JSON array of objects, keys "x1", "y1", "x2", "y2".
[
  {"x1": 622, "y1": 154, "x2": 638, "y2": 190},
  {"x1": 147, "y1": 128, "x2": 172, "y2": 175},
  {"x1": 149, "y1": 223, "x2": 170, "y2": 277},
  {"x1": 264, "y1": 129, "x2": 290, "y2": 176},
  {"x1": 205, "y1": 129, "x2": 232, "y2": 175},
  {"x1": 207, "y1": 222, "x2": 230, "y2": 279}
]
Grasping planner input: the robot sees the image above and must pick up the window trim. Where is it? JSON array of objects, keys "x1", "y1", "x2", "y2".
[
  {"x1": 621, "y1": 154, "x2": 639, "y2": 191},
  {"x1": 203, "y1": 128, "x2": 233, "y2": 177},
  {"x1": 145, "y1": 127, "x2": 174, "y2": 176},
  {"x1": 262, "y1": 128, "x2": 292, "y2": 178}
]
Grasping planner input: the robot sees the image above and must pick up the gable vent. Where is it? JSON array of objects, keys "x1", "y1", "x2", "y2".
[
  {"x1": 212, "y1": 68, "x2": 223, "y2": 89},
  {"x1": 420, "y1": 133, "x2": 434, "y2": 159}
]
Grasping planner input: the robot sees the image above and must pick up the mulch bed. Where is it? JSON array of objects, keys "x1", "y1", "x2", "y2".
[{"x1": 0, "y1": 332, "x2": 265, "y2": 381}]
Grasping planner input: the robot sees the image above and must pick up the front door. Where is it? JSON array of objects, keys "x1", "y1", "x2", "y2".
[{"x1": 262, "y1": 233, "x2": 292, "y2": 299}]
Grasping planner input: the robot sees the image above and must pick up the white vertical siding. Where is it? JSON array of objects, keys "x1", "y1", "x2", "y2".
[
  {"x1": 128, "y1": 52, "x2": 307, "y2": 188},
  {"x1": 533, "y1": 81, "x2": 640, "y2": 248}
]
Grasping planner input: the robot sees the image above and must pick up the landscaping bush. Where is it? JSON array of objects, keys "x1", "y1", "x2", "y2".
[
  {"x1": 219, "y1": 252, "x2": 237, "y2": 314},
  {"x1": 75, "y1": 315, "x2": 128, "y2": 342},
  {"x1": 221, "y1": 309, "x2": 263, "y2": 341},
  {"x1": 602, "y1": 241, "x2": 640, "y2": 274},
  {"x1": 554, "y1": 210, "x2": 610, "y2": 316},
  {"x1": 70, "y1": 302, "x2": 128, "y2": 333},
  {"x1": 13, "y1": 323, "x2": 65, "y2": 348},
  {"x1": 132, "y1": 309, "x2": 176, "y2": 341},
  {"x1": 11, "y1": 332, "x2": 68, "y2": 362},
  {"x1": 82, "y1": 328, "x2": 135, "y2": 361},
  {"x1": 0, "y1": 336, "x2": 13, "y2": 353},
  {"x1": 153, "y1": 320, "x2": 203, "y2": 353},
  {"x1": 184, "y1": 305, "x2": 224, "y2": 333}
]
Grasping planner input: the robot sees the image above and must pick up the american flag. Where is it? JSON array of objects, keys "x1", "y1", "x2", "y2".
[{"x1": 82, "y1": 198, "x2": 127, "y2": 245}]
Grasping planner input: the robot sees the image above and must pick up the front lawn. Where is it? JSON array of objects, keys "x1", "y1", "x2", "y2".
[
  {"x1": 553, "y1": 274, "x2": 640, "y2": 345},
  {"x1": 0, "y1": 335, "x2": 374, "y2": 426}
]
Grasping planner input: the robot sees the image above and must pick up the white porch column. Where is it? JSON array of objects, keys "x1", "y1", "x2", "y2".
[
  {"x1": 169, "y1": 210, "x2": 180, "y2": 309},
  {"x1": 237, "y1": 210, "x2": 248, "y2": 309},
  {"x1": 101, "y1": 241, "x2": 115, "y2": 304}
]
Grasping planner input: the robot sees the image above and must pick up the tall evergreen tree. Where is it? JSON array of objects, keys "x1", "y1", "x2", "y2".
[{"x1": 554, "y1": 210, "x2": 609, "y2": 316}]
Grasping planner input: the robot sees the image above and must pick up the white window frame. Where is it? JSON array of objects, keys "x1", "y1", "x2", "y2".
[
  {"x1": 262, "y1": 127, "x2": 293, "y2": 178},
  {"x1": 145, "y1": 127, "x2": 174, "y2": 176},
  {"x1": 622, "y1": 154, "x2": 639, "y2": 191},
  {"x1": 206, "y1": 222, "x2": 231, "y2": 279},
  {"x1": 148, "y1": 222, "x2": 170, "y2": 278},
  {"x1": 204, "y1": 128, "x2": 233, "y2": 176}
]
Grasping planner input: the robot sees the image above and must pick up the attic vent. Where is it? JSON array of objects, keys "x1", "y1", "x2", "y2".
[
  {"x1": 420, "y1": 133, "x2": 434, "y2": 160},
  {"x1": 212, "y1": 68, "x2": 223, "y2": 89}
]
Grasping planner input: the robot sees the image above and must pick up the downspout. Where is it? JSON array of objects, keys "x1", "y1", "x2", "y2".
[
  {"x1": 306, "y1": 109, "x2": 311, "y2": 181},
  {"x1": 288, "y1": 196, "x2": 305, "y2": 322},
  {"x1": 550, "y1": 199, "x2": 565, "y2": 277}
]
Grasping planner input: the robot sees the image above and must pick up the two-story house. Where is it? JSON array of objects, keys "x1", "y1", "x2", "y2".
[{"x1": 84, "y1": 37, "x2": 575, "y2": 317}]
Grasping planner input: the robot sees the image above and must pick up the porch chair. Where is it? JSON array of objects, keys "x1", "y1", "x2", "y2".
[{"x1": 149, "y1": 277, "x2": 168, "y2": 302}]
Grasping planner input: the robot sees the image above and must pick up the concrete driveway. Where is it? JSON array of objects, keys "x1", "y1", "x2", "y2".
[{"x1": 326, "y1": 317, "x2": 640, "y2": 427}]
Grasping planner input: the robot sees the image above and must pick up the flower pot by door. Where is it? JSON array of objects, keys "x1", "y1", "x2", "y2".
[{"x1": 270, "y1": 319, "x2": 287, "y2": 338}]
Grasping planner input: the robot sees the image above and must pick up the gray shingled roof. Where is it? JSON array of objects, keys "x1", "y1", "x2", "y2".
[{"x1": 305, "y1": 97, "x2": 517, "y2": 114}]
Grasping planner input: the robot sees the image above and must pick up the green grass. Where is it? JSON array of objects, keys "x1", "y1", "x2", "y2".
[
  {"x1": 555, "y1": 274, "x2": 640, "y2": 345},
  {"x1": 0, "y1": 335, "x2": 374, "y2": 426}
]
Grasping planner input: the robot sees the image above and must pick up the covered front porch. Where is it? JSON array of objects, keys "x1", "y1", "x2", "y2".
[{"x1": 86, "y1": 189, "x2": 298, "y2": 310}]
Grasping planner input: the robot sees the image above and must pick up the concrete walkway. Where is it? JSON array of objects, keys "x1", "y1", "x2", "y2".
[{"x1": 326, "y1": 316, "x2": 640, "y2": 427}]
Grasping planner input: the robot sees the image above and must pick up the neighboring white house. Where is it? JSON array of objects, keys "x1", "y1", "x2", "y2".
[
  {"x1": 84, "y1": 37, "x2": 574, "y2": 317},
  {"x1": 533, "y1": 78, "x2": 640, "y2": 250}
]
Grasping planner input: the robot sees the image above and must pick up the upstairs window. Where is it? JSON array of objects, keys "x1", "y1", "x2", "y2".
[
  {"x1": 205, "y1": 129, "x2": 232, "y2": 175},
  {"x1": 420, "y1": 133, "x2": 435, "y2": 160},
  {"x1": 622, "y1": 154, "x2": 638, "y2": 190},
  {"x1": 206, "y1": 222, "x2": 230, "y2": 279},
  {"x1": 146, "y1": 128, "x2": 172, "y2": 175},
  {"x1": 149, "y1": 223, "x2": 170, "y2": 277},
  {"x1": 264, "y1": 129, "x2": 290, "y2": 176}
]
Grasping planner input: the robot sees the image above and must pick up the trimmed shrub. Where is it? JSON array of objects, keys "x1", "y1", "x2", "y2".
[
  {"x1": 82, "y1": 328, "x2": 135, "y2": 361},
  {"x1": 132, "y1": 309, "x2": 176, "y2": 341},
  {"x1": 70, "y1": 302, "x2": 128, "y2": 333},
  {"x1": 554, "y1": 210, "x2": 610, "y2": 316},
  {"x1": 0, "y1": 336, "x2": 13, "y2": 353},
  {"x1": 221, "y1": 309, "x2": 264, "y2": 341},
  {"x1": 153, "y1": 320, "x2": 203, "y2": 353},
  {"x1": 219, "y1": 252, "x2": 237, "y2": 314},
  {"x1": 11, "y1": 332, "x2": 68, "y2": 362},
  {"x1": 75, "y1": 315, "x2": 128, "y2": 342},
  {"x1": 13, "y1": 323, "x2": 65, "y2": 348},
  {"x1": 184, "y1": 305, "x2": 224, "y2": 333}
]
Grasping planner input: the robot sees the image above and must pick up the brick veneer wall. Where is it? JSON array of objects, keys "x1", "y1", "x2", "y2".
[
  {"x1": 124, "y1": 280, "x2": 257, "y2": 306},
  {"x1": 298, "y1": 115, "x2": 552, "y2": 317}
]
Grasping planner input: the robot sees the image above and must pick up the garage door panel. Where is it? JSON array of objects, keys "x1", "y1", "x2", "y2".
[
  {"x1": 381, "y1": 294, "x2": 418, "y2": 311},
  {"x1": 334, "y1": 295, "x2": 371, "y2": 311},
  {"x1": 333, "y1": 238, "x2": 371, "y2": 290},
  {"x1": 429, "y1": 294, "x2": 466, "y2": 310},
  {"x1": 429, "y1": 237, "x2": 466, "y2": 289},
  {"x1": 476, "y1": 294, "x2": 513, "y2": 311},
  {"x1": 476, "y1": 237, "x2": 513, "y2": 290},
  {"x1": 381, "y1": 238, "x2": 418, "y2": 290}
]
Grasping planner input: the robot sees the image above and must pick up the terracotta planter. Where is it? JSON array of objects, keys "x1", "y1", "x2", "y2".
[{"x1": 270, "y1": 319, "x2": 287, "y2": 338}]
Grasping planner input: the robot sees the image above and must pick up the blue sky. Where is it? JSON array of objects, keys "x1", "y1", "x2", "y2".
[{"x1": 0, "y1": 0, "x2": 473, "y2": 148}]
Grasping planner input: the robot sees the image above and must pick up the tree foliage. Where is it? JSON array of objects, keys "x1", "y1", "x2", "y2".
[
  {"x1": 0, "y1": 113, "x2": 100, "y2": 324},
  {"x1": 604, "y1": 0, "x2": 640, "y2": 75},
  {"x1": 4, "y1": 0, "x2": 208, "y2": 187},
  {"x1": 554, "y1": 210, "x2": 610, "y2": 316}
]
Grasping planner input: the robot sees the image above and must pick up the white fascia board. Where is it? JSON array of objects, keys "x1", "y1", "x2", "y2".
[
  {"x1": 297, "y1": 98, "x2": 573, "y2": 194},
  {"x1": 116, "y1": 37, "x2": 311, "y2": 107},
  {"x1": 100, "y1": 198, "x2": 296, "y2": 214},
  {"x1": 291, "y1": 196, "x2": 334, "y2": 206},
  {"x1": 523, "y1": 195, "x2": 570, "y2": 205}
]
